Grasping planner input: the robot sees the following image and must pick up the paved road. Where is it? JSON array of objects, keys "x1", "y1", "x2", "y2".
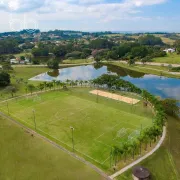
[{"x1": 109, "y1": 126, "x2": 167, "y2": 179}]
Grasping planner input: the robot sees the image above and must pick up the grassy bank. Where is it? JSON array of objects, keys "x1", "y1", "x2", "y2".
[
  {"x1": 116, "y1": 116, "x2": 180, "y2": 180},
  {"x1": 62, "y1": 59, "x2": 93, "y2": 64},
  {"x1": 0, "y1": 116, "x2": 104, "y2": 180},
  {"x1": 107, "y1": 62, "x2": 180, "y2": 79},
  {"x1": 0, "y1": 67, "x2": 49, "y2": 100},
  {"x1": 153, "y1": 53, "x2": 180, "y2": 64}
]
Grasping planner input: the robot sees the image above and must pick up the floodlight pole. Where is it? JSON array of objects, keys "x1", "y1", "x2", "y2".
[
  {"x1": 70, "y1": 126, "x2": 75, "y2": 152},
  {"x1": 110, "y1": 147, "x2": 113, "y2": 168},
  {"x1": 6, "y1": 101, "x2": 9, "y2": 115},
  {"x1": 96, "y1": 90, "x2": 99, "y2": 103},
  {"x1": 32, "y1": 109, "x2": 37, "y2": 130}
]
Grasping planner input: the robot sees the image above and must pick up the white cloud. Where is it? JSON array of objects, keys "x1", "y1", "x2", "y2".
[{"x1": 0, "y1": 0, "x2": 168, "y2": 31}]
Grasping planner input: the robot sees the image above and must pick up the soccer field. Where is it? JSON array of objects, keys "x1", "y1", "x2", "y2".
[{"x1": 0, "y1": 88, "x2": 153, "y2": 169}]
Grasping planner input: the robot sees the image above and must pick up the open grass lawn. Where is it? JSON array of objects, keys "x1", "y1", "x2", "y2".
[
  {"x1": 116, "y1": 116, "x2": 180, "y2": 180},
  {"x1": 14, "y1": 52, "x2": 32, "y2": 58},
  {"x1": 153, "y1": 53, "x2": 180, "y2": 64},
  {"x1": 109, "y1": 62, "x2": 180, "y2": 79},
  {"x1": 0, "y1": 88, "x2": 153, "y2": 170},
  {"x1": 0, "y1": 116, "x2": 104, "y2": 180}
]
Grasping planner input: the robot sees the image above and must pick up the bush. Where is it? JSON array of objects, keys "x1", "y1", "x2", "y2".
[
  {"x1": 171, "y1": 67, "x2": 180, "y2": 72},
  {"x1": 32, "y1": 59, "x2": 40, "y2": 65}
]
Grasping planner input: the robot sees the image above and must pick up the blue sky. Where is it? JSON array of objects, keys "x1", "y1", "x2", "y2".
[{"x1": 0, "y1": 0, "x2": 179, "y2": 32}]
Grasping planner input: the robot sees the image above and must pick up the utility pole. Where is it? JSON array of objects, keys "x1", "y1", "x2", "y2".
[{"x1": 70, "y1": 126, "x2": 75, "y2": 152}]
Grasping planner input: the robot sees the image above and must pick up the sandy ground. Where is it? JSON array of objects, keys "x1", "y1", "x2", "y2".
[{"x1": 90, "y1": 90, "x2": 140, "y2": 105}]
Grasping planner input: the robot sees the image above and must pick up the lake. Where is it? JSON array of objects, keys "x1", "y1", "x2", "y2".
[{"x1": 29, "y1": 64, "x2": 180, "y2": 100}]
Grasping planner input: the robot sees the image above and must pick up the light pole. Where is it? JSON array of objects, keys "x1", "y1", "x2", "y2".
[
  {"x1": 110, "y1": 147, "x2": 113, "y2": 168},
  {"x1": 96, "y1": 90, "x2": 99, "y2": 103},
  {"x1": 70, "y1": 126, "x2": 74, "y2": 152},
  {"x1": 32, "y1": 109, "x2": 36, "y2": 130},
  {"x1": 6, "y1": 101, "x2": 10, "y2": 115}
]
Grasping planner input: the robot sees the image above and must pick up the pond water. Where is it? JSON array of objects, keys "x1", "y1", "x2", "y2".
[{"x1": 29, "y1": 64, "x2": 180, "y2": 100}]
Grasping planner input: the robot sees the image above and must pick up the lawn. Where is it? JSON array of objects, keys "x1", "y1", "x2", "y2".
[
  {"x1": 108, "y1": 62, "x2": 180, "y2": 79},
  {"x1": 0, "y1": 67, "x2": 49, "y2": 100},
  {"x1": 0, "y1": 116, "x2": 104, "y2": 180},
  {"x1": 153, "y1": 53, "x2": 180, "y2": 64},
  {"x1": 115, "y1": 116, "x2": 180, "y2": 180},
  {"x1": 0, "y1": 88, "x2": 153, "y2": 170},
  {"x1": 14, "y1": 52, "x2": 32, "y2": 58},
  {"x1": 62, "y1": 59, "x2": 93, "y2": 64}
]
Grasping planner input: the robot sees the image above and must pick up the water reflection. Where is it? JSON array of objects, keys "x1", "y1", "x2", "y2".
[
  {"x1": 47, "y1": 69, "x2": 60, "y2": 77},
  {"x1": 123, "y1": 75, "x2": 180, "y2": 100},
  {"x1": 29, "y1": 64, "x2": 180, "y2": 100},
  {"x1": 107, "y1": 64, "x2": 145, "y2": 78}
]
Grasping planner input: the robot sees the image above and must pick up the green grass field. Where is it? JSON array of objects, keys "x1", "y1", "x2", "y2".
[
  {"x1": 0, "y1": 116, "x2": 104, "y2": 180},
  {"x1": 0, "y1": 88, "x2": 153, "y2": 170},
  {"x1": 153, "y1": 53, "x2": 180, "y2": 64},
  {"x1": 109, "y1": 62, "x2": 180, "y2": 79},
  {"x1": 62, "y1": 59, "x2": 93, "y2": 64},
  {"x1": 116, "y1": 116, "x2": 180, "y2": 180}
]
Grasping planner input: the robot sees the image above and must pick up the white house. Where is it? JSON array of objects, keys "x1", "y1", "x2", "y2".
[
  {"x1": 10, "y1": 59, "x2": 19, "y2": 64},
  {"x1": 163, "y1": 48, "x2": 176, "y2": 53}
]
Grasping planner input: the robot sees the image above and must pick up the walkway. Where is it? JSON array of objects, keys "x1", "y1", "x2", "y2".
[{"x1": 109, "y1": 126, "x2": 167, "y2": 179}]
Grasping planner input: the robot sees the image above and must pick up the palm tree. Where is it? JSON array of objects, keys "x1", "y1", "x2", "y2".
[
  {"x1": 75, "y1": 80, "x2": 79, "y2": 86},
  {"x1": 52, "y1": 80, "x2": 56, "y2": 90},
  {"x1": 112, "y1": 146, "x2": 119, "y2": 166},
  {"x1": 55, "y1": 80, "x2": 62, "y2": 90},
  {"x1": 66, "y1": 79, "x2": 70, "y2": 86},
  {"x1": 137, "y1": 134, "x2": 144, "y2": 155},
  {"x1": 130, "y1": 140, "x2": 138, "y2": 159},
  {"x1": 70, "y1": 80, "x2": 74, "y2": 87},
  {"x1": 47, "y1": 82, "x2": 53, "y2": 90},
  {"x1": 37, "y1": 83, "x2": 44, "y2": 91},
  {"x1": 27, "y1": 84, "x2": 36, "y2": 95},
  {"x1": 43, "y1": 82, "x2": 48, "y2": 91},
  {"x1": 122, "y1": 142, "x2": 129, "y2": 163},
  {"x1": 79, "y1": 80, "x2": 84, "y2": 87}
]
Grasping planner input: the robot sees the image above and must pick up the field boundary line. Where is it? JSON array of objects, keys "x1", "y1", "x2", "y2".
[
  {"x1": 3, "y1": 108, "x2": 107, "y2": 167},
  {"x1": 0, "y1": 111, "x2": 112, "y2": 180},
  {"x1": 109, "y1": 126, "x2": 167, "y2": 179},
  {"x1": 95, "y1": 122, "x2": 123, "y2": 141}
]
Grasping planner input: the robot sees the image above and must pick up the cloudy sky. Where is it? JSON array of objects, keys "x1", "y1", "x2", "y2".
[{"x1": 0, "y1": 0, "x2": 179, "y2": 32}]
